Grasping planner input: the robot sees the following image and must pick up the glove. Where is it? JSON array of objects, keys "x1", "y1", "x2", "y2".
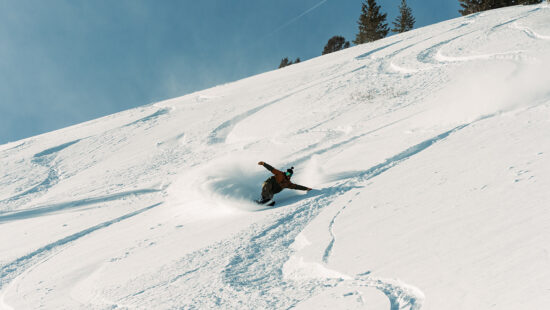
[{"x1": 258, "y1": 161, "x2": 265, "y2": 166}]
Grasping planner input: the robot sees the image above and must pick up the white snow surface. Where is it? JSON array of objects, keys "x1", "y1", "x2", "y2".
[{"x1": 2, "y1": 5, "x2": 550, "y2": 310}]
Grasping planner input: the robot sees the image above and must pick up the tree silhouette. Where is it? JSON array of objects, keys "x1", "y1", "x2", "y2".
[
  {"x1": 353, "y1": 0, "x2": 389, "y2": 44},
  {"x1": 278, "y1": 57, "x2": 301, "y2": 69},
  {"x1": 458, "y1": 0, "x2": 542, "y2": 16},
  {"x1": 392, "y1": 0, "x2": 415, "y2": 33},
  {"x1": 322, "y1": 36, "x2": 351, "y2": 55}
]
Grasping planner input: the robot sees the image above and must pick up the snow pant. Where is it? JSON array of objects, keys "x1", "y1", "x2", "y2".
[{"x1": 260, "y1": 180, "x2": 275, "y2": 203}]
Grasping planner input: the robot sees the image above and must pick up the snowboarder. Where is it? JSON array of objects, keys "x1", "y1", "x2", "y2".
[{"x1": 257, "y1": 161, "x2": 312, "y2": 206}]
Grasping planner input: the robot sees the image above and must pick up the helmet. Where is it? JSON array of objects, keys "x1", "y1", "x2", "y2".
[{"x1": 285, "y1": 166, "x2": 294, "y2": 177}]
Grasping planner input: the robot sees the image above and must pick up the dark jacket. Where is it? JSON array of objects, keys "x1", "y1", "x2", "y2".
[{"x1": 261, "y1": 162, "x2": 310, "y2": 193}]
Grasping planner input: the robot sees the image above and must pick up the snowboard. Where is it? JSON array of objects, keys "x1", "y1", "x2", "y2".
[{"x1": 255, "y1": 199, "x2": 276, "y2": 207}]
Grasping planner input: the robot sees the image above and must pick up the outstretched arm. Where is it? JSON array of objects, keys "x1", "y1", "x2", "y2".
[
  {"x1": 288, "y1": 183, "x2": 312, "y2": 191},
  {"x1": 258, "y1": 161, "x2": 282, "y2": 175}
]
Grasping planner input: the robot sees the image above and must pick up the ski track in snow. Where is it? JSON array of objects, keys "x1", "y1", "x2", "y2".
[
  {"x1": 355, "y1": 40, "x2": 404, "y2": 60},
  {"x1": 435, "y1": 49, "x2": 529, "y2": 63},
  {"x1": 0, "y1": 203, "x2": 162, "y2": 291},
  {"x1": 1, "y1": 104, "x2": 177, "y2": 214},
  {"x1": 416, "y1": 34, "x2": 472, "y2": 65},
  {"x1": 208, "y1": 95, "x2": 293, "y2": 145},
  {"x1": 0, "y1": 188, "x2": 162, "y2": 223},
  {"x1": 511, "y1": 21, "x2": 550, "y2": 40},
  {"x1": 487, "y1": 8, "x2": 541, "y2": 38},
  {"x1": 291, "y1": 109, "x2": 429, "y2": 167},
  {"x1": 387, "y1": 7, "x2": 543, "y2": 74},
  {"x1": 322, "y1": 205, "x2": 347, "y2": 264},
  {"x1": 122, "y1": 107, "x2": 171, "y2": 129},
  {"x1": 0, "y1": 140, "x2": 81, "y2": 206},
  {"x1": 207, "y1": 58, "x2": 396, "y2": 145}
]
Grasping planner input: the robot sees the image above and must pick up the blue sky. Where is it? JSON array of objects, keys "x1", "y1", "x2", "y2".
[{"x1": 0, "y1": 0, "x2": 460, "y2": 144}]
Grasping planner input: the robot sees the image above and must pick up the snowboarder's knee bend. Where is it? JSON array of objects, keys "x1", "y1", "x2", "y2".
[{"x1": 261, "y1": 182, "x2": 274, "y2": 202}]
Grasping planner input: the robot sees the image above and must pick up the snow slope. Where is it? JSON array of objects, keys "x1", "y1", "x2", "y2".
[{"x1": 1, "y1": 4, "x2": 550, "y2": 309}]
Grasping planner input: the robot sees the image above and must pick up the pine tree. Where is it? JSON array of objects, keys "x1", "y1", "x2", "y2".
[
  {"x1": 458, "y1": 0, "x2": 502, "y2": 15},
  {"x1": 458, "y1": 0, "x2": 482, "y2": 16},
  {"x1": 353, "y1": 0, "x2": 389, "y2": 45},
  {"x1": 278, "y1": 57, "x2": 291, "y2": 69},
  {"x1": 322, "y1": 36, "x2": 351, "y2": 55},
  {"x1": 392, "y1": 0, "x2": 415, "y2": 33}
]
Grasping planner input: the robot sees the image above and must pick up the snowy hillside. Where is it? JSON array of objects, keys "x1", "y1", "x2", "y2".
[{"x1": 2, "y1": 4, "x2": 550, "y2": 309}]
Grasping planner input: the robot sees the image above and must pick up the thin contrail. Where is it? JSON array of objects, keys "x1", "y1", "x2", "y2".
[{"x1": 266, "y1": 0, "x2": 329, "y2": 37}]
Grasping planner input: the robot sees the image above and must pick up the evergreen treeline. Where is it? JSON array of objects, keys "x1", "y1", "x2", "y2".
[
  {"x1": 459, "y1": 0, "x2": 543, "y2": 16},
  {"x1": 278, "y1": 57, "x2": 301, "y2": 69},
  {"x1": 353, "y1": 0, "x2": 415, "y2": 45},
  {"x1": 322, "y1": 36, "x2": 350, "y2": 55},
  {"x1": 279, "y1": 0, "x2": 418, "y2": 68},
  {"x1": 277, "y1": 0, "x2": 544, "y2": 68}
]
